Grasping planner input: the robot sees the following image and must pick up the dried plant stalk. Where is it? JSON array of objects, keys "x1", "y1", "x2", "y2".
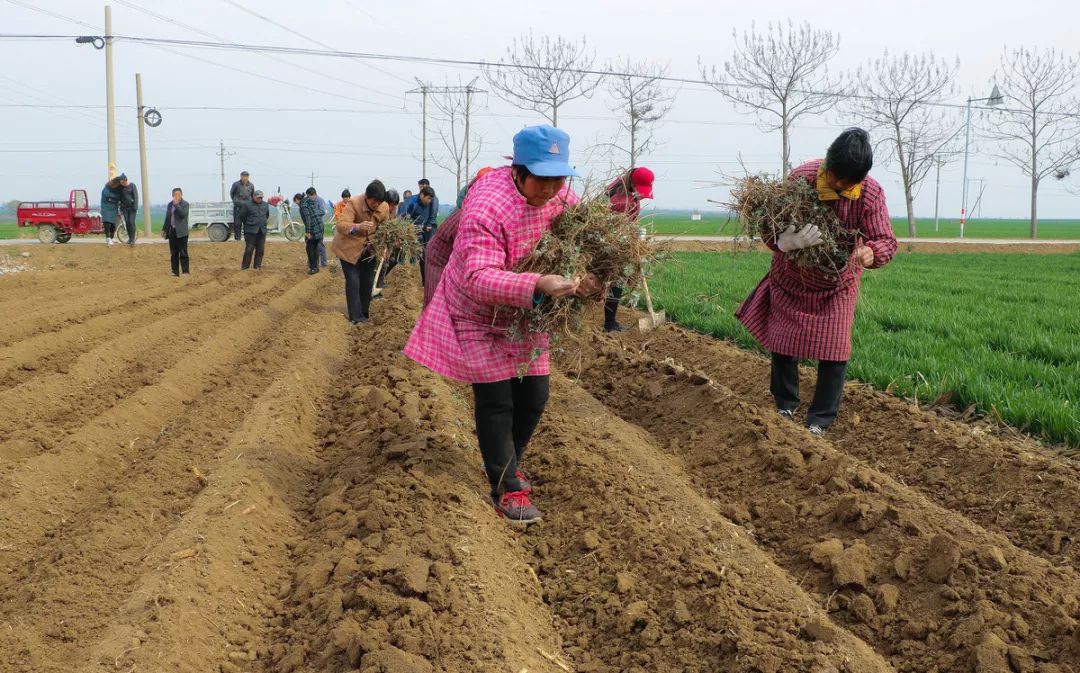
[
  {"x1": 372, "y1": 217, "x2": 425, "y2": 261},
  {"x1": 728, "y1": 174, "x2": 855, "y2": 274},
  {"x1": 504, "y1": 196, "x2": 655, "y2": 348}
]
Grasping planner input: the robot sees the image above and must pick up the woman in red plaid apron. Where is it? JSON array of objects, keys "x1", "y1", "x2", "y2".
[
  {"x1": 736, "y1": 128, "x2": 897, "y2": 434},
  {"x1": 405, "y1": 126, "x2": 602, "y2": 525}
]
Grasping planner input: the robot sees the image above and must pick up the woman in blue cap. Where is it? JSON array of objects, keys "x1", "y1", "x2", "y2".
[{"x1": 405, "y1": 125, "x2": 602, "y2": 525}]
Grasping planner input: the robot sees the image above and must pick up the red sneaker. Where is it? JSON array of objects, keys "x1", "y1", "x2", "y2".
[
  {"x1": 515, "y1": 469, "x2": 533, "y2": 494},
  {"x1": 494, "y1": 490, "x2": 542, "y2": 524}
]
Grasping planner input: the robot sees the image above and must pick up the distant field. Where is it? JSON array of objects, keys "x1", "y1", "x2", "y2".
[
  {"x1": 645, "y1": 214, "x2": 1080, "y2": 240},
  {"x1": 646, "y1": 251, "x2": 1080, "y2": 446}
]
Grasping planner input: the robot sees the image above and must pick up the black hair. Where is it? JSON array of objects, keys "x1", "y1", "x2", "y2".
[
  {"x1": 385, "y1": 188, "x2": 400, "y2": 205},
  {"x1": 418, "y1": 178, "x2": 431, "y2": 187},
  {"x1": 365, "y1": 179, "x2": 386, "y2": 202},
  {"x1": 341, "y1": 188, "x2": 351, "y2": 199},
  {"x1": 511, "y1": 164, "x2": 533, "y2": 182},
  {"x1": 293, "y1": 192, "x2": 303, "y2": 203},
  {"x1": 106, "y1": 176, "x2": 123, "y2": 189},
  {"x1": 419, "y1": 186, "x2": 436, "y2": 199},
  {"x1": 825, "y1": 127, "x2": 874, "y2": 183},
  {"x1": 305, "y1": 187, "x2": 317, "y2": 196},
  {"x1": 402, "y1": 189, "x2": 413, "y2": 196},
  {"x1": 172, "y1": 187, "x2": 183, "y2": 195}
]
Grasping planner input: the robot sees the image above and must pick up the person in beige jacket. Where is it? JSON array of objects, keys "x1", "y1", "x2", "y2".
[{"x1": 331, "y1": 179, "x2": 389, "y2": 324}]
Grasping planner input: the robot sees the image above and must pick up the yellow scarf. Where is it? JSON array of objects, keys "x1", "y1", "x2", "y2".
[{"x1": 816, "y1": 165, "x2": 862, "y2": 201}]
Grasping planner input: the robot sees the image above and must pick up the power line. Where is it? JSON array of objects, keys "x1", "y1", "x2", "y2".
[
  {"x1": 112, "y1": 0, "x2": 402, "y2": 108},
  {"x1": 5, "y1": 31, "x2": 1078, "y2": 121},
  {"x1": 220, "y1": 0, "x2": 412, "y2": 90}
]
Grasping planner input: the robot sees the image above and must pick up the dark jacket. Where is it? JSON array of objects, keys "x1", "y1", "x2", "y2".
[
  {"x1": 100, "y1": 185, "x2": 122, "y2": 223},
  {"x1": 164, "y1": 199, "x2": 190, "y2": 238},
  {"x1": 238, "y1": 200, "x2": 270, "y2": 235},
  {"x1": 230, "y1": 179, "x2": 255, "y2": 205},
  {"x1": 120, "y1": 183, "x2": 139, "y2": 211},
  {"x1": 403, "y1": 196, "x2": 437, "y2": 244},
  {"x1": 298, "y1": 196, "x2": 325, "y2": 239}
]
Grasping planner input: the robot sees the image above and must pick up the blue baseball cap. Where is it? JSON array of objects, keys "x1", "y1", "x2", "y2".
[{"x1": 512, "y1": 125, "x2": 581, "y2": 178}]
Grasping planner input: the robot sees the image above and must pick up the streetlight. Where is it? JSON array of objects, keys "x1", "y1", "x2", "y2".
[
  {"x1": 960, "y1": 84, "x2": 1004, "y2": 239},
  {"x1": 75, "y1": 6, "x2": 116, "y2": 180}
]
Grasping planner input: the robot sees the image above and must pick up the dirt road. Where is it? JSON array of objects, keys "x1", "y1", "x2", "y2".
[{"x1": 1, "y1": 243, "x2": 1078, "y2": 673}]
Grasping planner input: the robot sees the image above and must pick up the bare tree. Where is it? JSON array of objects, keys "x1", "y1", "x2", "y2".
[
  {"x1": 987, "y1": 47, "x2": 1080, "y2": 239},
  {"x1": 845, "y1": 52, "x2": 961, "y2": 237},
  {"x1": 605, "y1": 59, "x2": 675, "y2": 169},
  {"x1": 702, "y1": 21, "x2": 841, "y2": 177},
  {"x1": 483, "y1": 33, "x2": 603, "y2": 126},
  {"x1": 430, "y1": 84, "x2": 484, "y2": 196}
]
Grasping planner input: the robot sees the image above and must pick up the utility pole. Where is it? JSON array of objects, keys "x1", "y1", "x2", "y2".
[
  {"x1": 465, "y1": 85, "x2": 474, "y2": 182},
  {"x1": 135, "y1": 73, "x2": 152, "y2": 237},
  {"x1": 933, "y1": 159, "x2": 941, "y2": 233},
  {"x1": 406, "y1": 79, "x2": 429, "y2": 179},
  {"x1": 105, "y1": 5, "x2": 117, "y2": 179},
  {"x1": 310, "y1": 171, "x2": 315, "y2": 188},
  {"x1": 407, "y1": 79, "x2": 485, "y2": 183},
  {"x1": 217, "y1": 140, "x2": 234, "y2": 202}
]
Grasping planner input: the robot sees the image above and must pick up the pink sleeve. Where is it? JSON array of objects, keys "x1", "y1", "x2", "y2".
[
  {"x1": 457, "y1": 210, "x2": 540, "y2": 309},
  {"x1": 859, "y1": 187, "x2": 897, "y2": 269}
]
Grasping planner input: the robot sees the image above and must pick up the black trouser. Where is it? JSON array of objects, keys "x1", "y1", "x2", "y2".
[
  {"x1": 122, "y1": 208, "x2": 137, "y2": 243},
  {"x1": 317, "y1": 240, "x2": 327, "y2": 266},
  {"x1": 604, "y1": 285, "x2": 624, "y2": 328},
  {"x1": 376, "y1": 248, "x2": 401, "y2": 289},
  {"x1": 241, "y1": 231, "x2": 266, "y2": 269},
  {"x1": 341, "y1": 254, "x2": 378, "y2": 322},
  {"x1": 103, "y1": 221, "x2": 117, "y2": 239},
  {"x1": 418, "y1": 249, "x2": 427, "y2": 286},
  {"x1": 168, "y1": 234, "x2": 190, "y2": 275},
  {"x1": 473, "y1": 376, "x2": 550, "y2": 501},
  {"x1": 770, "y1": 353, "x2": 848, "y2": 429},
  {"x1": 305, "y1": 237, "x2": 322, "y2": 271},
  {"x1": 231, "y1": 205, "x2": 244, "y2": 241}
]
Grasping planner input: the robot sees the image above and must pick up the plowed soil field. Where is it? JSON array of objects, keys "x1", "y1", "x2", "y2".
[{"x1": 2, "y1": 243, "x2": 1078, "y2": 673}]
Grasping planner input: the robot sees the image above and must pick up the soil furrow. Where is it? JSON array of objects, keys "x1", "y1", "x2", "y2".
[
  {"x1": 617, "y1": 324, "x2": 1080, "y2": 572},
  {"x1": 266, "y1": 285, "x2": 574, "y2": 673},
  {"x1": 0, "y1": 272, "x2": 325, "y2": 578},
  {"x1": 520, "y1": 372, "x2": 892, "y2": 673},
  {"x1": 0, "y1": 277, "x2": 181, "y2": 344},
  {"x1": 0, "y1": 274, "x2": 220, "y2": 387},
  {"x1": 559, "y1": 341, "x2": 1080, "y2": 672},
  {"x1": 0, "y1": 282, "x2": 342, "y2": 673},
  {"x1": 73, "y1": 294, "x2": 347, "y2": 673},
  {"x1": 0, "y1": 273, "x2": 282, "y2": 460}
]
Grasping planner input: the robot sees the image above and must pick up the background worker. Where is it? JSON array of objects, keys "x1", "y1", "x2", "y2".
[
  {"x1": 422, "y1": 166, "x2": 494, "y2": 307},
  {"x1": 162, "y1": 187, "x2": 190, "y2": 276},
  {"x1": 403, "y1": 186, "x2": 437, "y2": 286},
  {"x1": 735, "y1": 127, "x2": 897, "y2": 436},
  {"x1": 604, "y1": 166, "x2": 655, "y2": 332},
  {"x1": 100, "y1": 176, "x2": 123, "y2": 246},
  {"x1": 332, "y1": 180, "x2": 389, "y2": 324},
  {"x1": 229, "y1": 171, "x2": 255, "y2": 242},
  {"x1": 119, "y1": 174, "x2": 139, "y2": 246},
  {"x1": 299, "y1": 188, "x2": 325, "y2": 275},
  {"x1": 238, "y1": 190, "x2": 270, "y2": 270},
  {"x1": 404, "y1": 125, "x2": 602, "y2": 525}
]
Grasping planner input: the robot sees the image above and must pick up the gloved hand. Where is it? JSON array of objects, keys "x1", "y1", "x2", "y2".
[{"x1": 776, "y1": 224, "x2": 823, "y2": 252}]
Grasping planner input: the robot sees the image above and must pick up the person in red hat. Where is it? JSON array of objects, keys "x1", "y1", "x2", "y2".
[{"x1": 604, "y1": 166, "x2": 654, "y2": 331}]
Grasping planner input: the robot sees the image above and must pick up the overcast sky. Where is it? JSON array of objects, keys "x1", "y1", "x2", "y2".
[{"x1": 3, "y1": 0, "x2": 1079, "y2": 222}]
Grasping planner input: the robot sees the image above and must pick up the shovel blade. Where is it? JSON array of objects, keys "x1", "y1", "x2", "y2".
[{"x1": 637, "y1": 310, "x2": 667, "y2": 332}]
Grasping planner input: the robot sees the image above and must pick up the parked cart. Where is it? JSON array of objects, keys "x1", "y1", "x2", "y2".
[
  {"x1": 16, "y1": 189, "x2": 102, "y2": 243},
  {"x1": 190, "y1": 199, "x2": 303, "y2": 242}
]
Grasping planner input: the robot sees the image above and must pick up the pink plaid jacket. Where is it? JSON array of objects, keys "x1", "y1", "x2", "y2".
[
  {"x1": 404, "y1": 167, "x2": 579, "y2": 383},
  {"x1": 736, "y1": 159, "x2": 897, "y2": 361}
]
